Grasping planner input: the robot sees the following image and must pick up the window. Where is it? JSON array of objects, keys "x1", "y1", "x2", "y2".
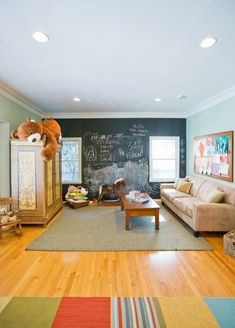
[
  {"x1": 149, "y1": 136, "x2": 179, "y2": 182},
  {"x1": 61, "y1": 138, "x2": 82, "y2": 184}
]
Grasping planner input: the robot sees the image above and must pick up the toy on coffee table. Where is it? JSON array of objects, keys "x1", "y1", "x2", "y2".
[{"x1": 65, "y1": 185, "x2": 89, "y2": 208}]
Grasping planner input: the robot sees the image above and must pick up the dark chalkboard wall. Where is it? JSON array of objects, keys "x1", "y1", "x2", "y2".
[{"x1": 58, "y1": 118, "x2": 186, "y2": 199}]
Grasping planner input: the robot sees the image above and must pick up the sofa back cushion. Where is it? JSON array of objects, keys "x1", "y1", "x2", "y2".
[
  {"x1": 218, "y1": 185, "x2": 235, "y2": 206},
  {"x1": 197, "y1": 180, "x2": 235, "y2": 206},
  {"x1": 206, "y1": 189, "x2": 225, "y2": 203},
  {"x1": 187, "y1": 176, "x2": 205, "y2": 197},
  {"x1": 174, "y1": 177, "x2": 189, "y2": 189},
  {"x1": 176, "y1": 182, "x2": 193, "y2": 194}
]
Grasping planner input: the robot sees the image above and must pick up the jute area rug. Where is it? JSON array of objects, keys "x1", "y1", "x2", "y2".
[{"x1": 27, "y1": 205, "x2": 212, "y2": 251}]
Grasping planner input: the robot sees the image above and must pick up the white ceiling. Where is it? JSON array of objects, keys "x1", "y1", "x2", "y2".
[{"x1": 0, "y1": 0, "x2": 235, "y2": 118}]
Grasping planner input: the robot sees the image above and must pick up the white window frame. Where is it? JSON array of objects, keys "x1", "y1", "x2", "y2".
[
  {"x1": 149, "y1": 136, "x2": 179, "y2": 182},
  {"x1": 61, "y1": 137, "x2": 82, "y2": 184}
]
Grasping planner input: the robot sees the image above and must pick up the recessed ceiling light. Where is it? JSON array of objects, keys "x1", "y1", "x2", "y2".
[
  {"x1": 176, "y1": 94, "x2": 186, "y2": 100},
  {"x1": 154, "y1": 98, "x2": 162, "y2": 102},
  {"x1": 200, "y1": 37, "x2": 217, "y2": 48},
  {"x1": 73, "y1": 97, "x2": 80, "y2": 102},
  {"x1": 32, "y1": 31, "x2": 49, "y2": 43}
]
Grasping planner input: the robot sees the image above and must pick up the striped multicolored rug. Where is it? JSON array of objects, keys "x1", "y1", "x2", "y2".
[{"x1": 0, "y1": 297, "x2": 234, "y2": 327}]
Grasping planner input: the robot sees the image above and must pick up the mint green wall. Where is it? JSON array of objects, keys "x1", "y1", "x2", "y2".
[
  {"x1": 0, "y1": 94, "x2": 40, "y2": 130},
  {"x1": 0, "y1": 94, "x2": 41, "y2": 196},
  {"x1": 0, "y1": 122, "x2": 10, "y2": 197},
  {"x1": 187, "y1": 96, "x2": 235, "y2": 186}
]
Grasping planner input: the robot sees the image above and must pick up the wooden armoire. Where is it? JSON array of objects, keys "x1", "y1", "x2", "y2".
[{"x1": 11, "y1": 140, "x2": 63, "y2": 224}]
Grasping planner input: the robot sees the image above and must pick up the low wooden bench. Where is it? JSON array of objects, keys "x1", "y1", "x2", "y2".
[{"x1": 0, "y1": 219, "x2": 22, "y2": 240}]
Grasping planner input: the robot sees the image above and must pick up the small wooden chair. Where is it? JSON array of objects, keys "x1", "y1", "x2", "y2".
[{"x1": 0, "y1": 197, "x2": 22, "y2": 240}]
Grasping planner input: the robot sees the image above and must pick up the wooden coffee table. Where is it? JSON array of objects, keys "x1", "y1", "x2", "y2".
[{"x1": 121, "y1": 194, "x2": 160, "y2": 230}]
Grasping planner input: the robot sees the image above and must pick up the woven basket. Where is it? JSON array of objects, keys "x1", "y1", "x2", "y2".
[{"x1": 223, "y1": 230, "x2": 235, "y2": 257}]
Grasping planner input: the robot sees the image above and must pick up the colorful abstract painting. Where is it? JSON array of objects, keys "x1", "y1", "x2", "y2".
[{"x1": 194, "y1": 131, "x2": 233, "y2": 181}]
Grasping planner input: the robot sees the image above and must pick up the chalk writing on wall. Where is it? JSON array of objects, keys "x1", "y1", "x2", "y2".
[
  {"x1": 83, "y1": 125, "x2": 153, "y2": 198},
  {"x1": 82, "y1": 124, "x2": 186, "y2": 199},
  {"x1": 59, "y1": 118, "x2": 186, "y2": 199},
  {"x1": 83, "y1": 130, "x2": 146, "y2": 169},
  {"x1": 129, "y1": 123, "x2": 149, "y2": 136}
]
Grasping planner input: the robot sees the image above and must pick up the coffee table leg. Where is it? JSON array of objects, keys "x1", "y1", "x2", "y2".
[
  {"x1": 155, "y1": 208, "x2": 159, "y2": 230},
  {"x1": 120, "y1": 196, "x2": 124, "y2": 211},
  {"x1": 125, "y1": 210, "x2": 130, "y2": 230}
]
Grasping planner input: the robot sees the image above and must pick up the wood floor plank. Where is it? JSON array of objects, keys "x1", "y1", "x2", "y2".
[{"x1": 0, "y1": 208, "x2": 234, "y2": 297}]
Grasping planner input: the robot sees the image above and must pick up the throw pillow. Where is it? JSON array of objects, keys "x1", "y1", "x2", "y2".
[
  {"x1": 206, "y1": 189, "x2": 225, "y2": 203},
  {"x1": 176, "y1": 182, "x2": 193, "y2": 194},
  {"x1": 174, "y1": 177, "x2": 189, "y2": 189}
]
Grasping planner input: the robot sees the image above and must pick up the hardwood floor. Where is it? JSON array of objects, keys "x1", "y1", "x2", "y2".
[{"x1": 0, "y1": 206, "x2": 234, "y2": 297}]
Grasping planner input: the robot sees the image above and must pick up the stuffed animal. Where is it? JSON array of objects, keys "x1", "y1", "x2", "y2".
[
  {"x1": 11, "y1": 118, "x2": 62, "y2": 161},
  {"x1": 65, "y1": 185, "x2": 88, "y2": 200},
  {"x1": 8, "y1": 215, "x2": 17, "y2": 222},
  {"x1": 41, "y1": 119, "x2": 62, "y2": 144},
  {"x1": 0, "y1": 208, "x2": 17, "y2": 224},
  {"x1": 0, "y1": 207, "x2": 8, "y2": 224},
  {"x1": 0, "y1": 216, "x2": 8, "y2": 225},
  {"x1": 0, "y1": 207, "x2": 8, "y2": 216}
]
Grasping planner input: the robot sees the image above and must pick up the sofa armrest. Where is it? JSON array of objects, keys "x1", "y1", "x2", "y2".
[
  {"x1": 192, "y1": 203, "x2": 235, "y2": 231},
  {"x1": 160, "y1": 183, "x2": 175, "y2": 190}
]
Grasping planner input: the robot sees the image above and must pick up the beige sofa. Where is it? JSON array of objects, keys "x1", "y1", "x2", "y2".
[{"x1": 160, "y1": 176, "x2": 235, "y2": 236}]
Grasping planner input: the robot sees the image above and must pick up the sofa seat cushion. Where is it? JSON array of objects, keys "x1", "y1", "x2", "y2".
[
  {"x1": 161, "y1": 189, "x2": 192, "y2": 202},
  {"x1": 173, "y1": 197, "x2": 206, "y2": 217}
]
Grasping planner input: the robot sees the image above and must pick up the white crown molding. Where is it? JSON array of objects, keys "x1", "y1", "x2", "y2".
[
  {"x1": 3, "y1": 81, "x2": 234, "y2": 120},
  {"x1": 185, "y1": 84, "x2": 235, "y2": 117},
  {"x1": 0, "y1": 82, "x2": 45, "y2": 118},
  {"x1": 47, "y1": 111, "x2": 186, "y2": 119}
]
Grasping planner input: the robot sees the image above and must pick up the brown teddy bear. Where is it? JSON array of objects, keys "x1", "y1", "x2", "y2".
[{"x1": 11, "y1": 118, "x2": 62, "y2": 161}]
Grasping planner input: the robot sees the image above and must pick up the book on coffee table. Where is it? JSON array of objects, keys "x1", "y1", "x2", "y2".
[
  {"x1": 126, "y1": 193, "x2": 149, "y2": 204},
  {"x1": 134, "y1": 193, "x2": 149, "y2": 204}
]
